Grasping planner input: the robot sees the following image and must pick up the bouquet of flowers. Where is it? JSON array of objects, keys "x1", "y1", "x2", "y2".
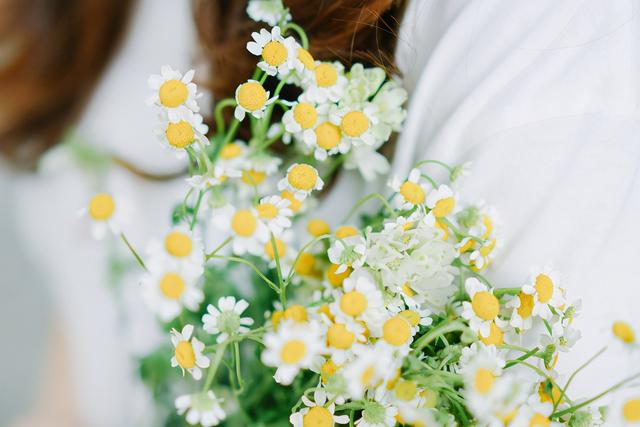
[{"x1": 81, "y1": 1, "x2": 639, "y2": 426}]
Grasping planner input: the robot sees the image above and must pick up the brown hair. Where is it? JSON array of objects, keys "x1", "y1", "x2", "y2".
[{"x1": 0, "y1": 0, "x2": 405, "y2": 168}]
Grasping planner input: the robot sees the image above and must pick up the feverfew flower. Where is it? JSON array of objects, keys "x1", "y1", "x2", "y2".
[
  {"x1": 277, "y1": 163, "x2": 324, "y2": 200},
  {"x1": 461, "y1": 278, "x2": 501, "y2": 338},
  {"x1": 330, "y1": 271, "x2": 385, "y2": 335},
  {"x1": 202, "y1": 296, "x2": 254, "y2": 343},
  {"x1": 506, "y1": 288, "x2": 536, "y2": 331},
  {"x1": 303, "y1": 61, "x2": 348, "y2": 103},
  {"x1": 224, "y1": 207, "x2": 270, "y2": 255},
  {"x1": 510, "y1": 395, "x2": 559, "y2": 427},
  {"x1": 426, "y1": 184, "x2": 456, "y2": 218},
  {"x1": 170, "y1": 325, "x2": 210, "y2": 380},
  {"x1": 282, "y1": 101, "x2": 320, "y2": 145},
  {"x1": 147, "y1": 65, "x2": 200, "y2": 121},
  {"x1": 175, "y1": 391, "x2": 226, "y2": 427},
  {"x1": 256, "y1": 195, "x2": 293, "y2": 236},
  {"x1": 79, "y1": 192, "x2": 121, "y2": 240},
  {"x1": 390, "y1": 168, "x2": 429, "y2": 209},
  {"x1": 261, "y1": 320, "x2": 325, "y2": 385},
  {"x1": 246, "y1": 0, "x2": 291, "y2": 26},
  {"x1": 147, "y1": 226, "x2": 205, "y2": 272},
  {"x1": 289, "y1": 390, "x2": 350, "y2": 427},
  {"x1": 605, "y1": 389, "x2": 640, "y2": 426},
  {"x1": 156, "y1": 109, "x2": 209, "y2": 154},
  {"x1": 246, "y1": 26, "x2": 297, "y2": 77},
  {"x1": 522, "y1": 269, "x2": 565, "y2": 320},
  {"x1": 612, "y1": 321, "x2": 636, "y2": 345},
  {"x1": 342, "y1": 342, "x2": 397, "y2": 399},
  {"x1": 234, "y1": 80, "x2": 276, "y2": 121}
]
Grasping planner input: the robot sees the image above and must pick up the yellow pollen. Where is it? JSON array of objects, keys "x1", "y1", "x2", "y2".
[
  {"x1": 302, "y1": 406, "x2": 333, "y2": 427},
  {"x1": 159, "y1": 79, "x2": 188, "y2": 108},
  {"x1": 294, "y1": 252, "x2": 316, "y2": 276},
  {"x1": 315, "y1": 122, "x2": 341, "y2": 150},
  {"x1": 281, "y1": 191, "x2": 303, "y2": 212},
  {"x1": 335, "y1": 225, "x2": 358, "y2": 238},
  {"x1": 471, "y1": 291, "x2": 500, "y2": 320},
  {"x1": 518, "y1": 292, "x2": 534, "y2": 319},
  {"x1": 231, "y1": 210, "x2": 257, "y2": 237},
  {"x1": 474, "y1": 368, "x2": 495, "y2": 395},
  {"x1": 281, "y1": 339, "x2": 306, "y2": 364},
  {"x1": 432, "y1": 197, "x2": 455, "y2": 217},
  {"x1": 327, "y1": 264, "x2": 351, "y2": 287},
  {"x1": 383, "y1": 316, "x2": 412, "y2": 346},
  {"x1": 341, "y1": 111, "x2": 369, "y2": 137},
  {"x1": 265, "y1": 238, "x2": 287, "y2": 260},
  {"x1": 165, "y1": 121, "x2": 194, "y2": 148},
  {"x1": 613, "y1": 321, "x2": 636, "y2": 344},
  {"x1": 399, "y1": 310, "x2": 420, "y2": 327},
  {"x1": 262, "y1": 40, "x2": 288, "y2": 66},
  {"x1": 220, "y1": 143, "x2": 242, "y2": 159},
  {"x1": 293, "y1": 103, "x2": 318, "y2": 129},
  {"x1": 321, "y1": 359, "x2": 338, "y2": 383},
  {"x1": 159, "y1": 273, "x2": 186, "y2": 300},
  {"x1": 400, "y1": 181, "x2": 425, "y2": 205},
  {"x1": 480, "y1": 322, "x2": 504, "y2": 346},
  {"x1": 241, "y1": 169, "x2": 266, "y2": 186},
  {"x1": 287, "y1": 164, "x2": 318, "y2": 191},
  {"x1": 315, "y1": 63, "x2": 338, "y2": 87},
  {"x1": 165, "y1": 231, "x2": 193, "y2": 258},
  {"x1": 284, "y1": 305, "x2": 307, "y2": 323},
  {"x1": 297, "y1": 47, "x2": 316, "y2": 70},
  {"x1": 623, "y1": 399, "x2": 640, "y2": 422},
  {"x1": 175, "y1": 341, "x2": 196, "y2": 369},
  {"x1": 535, "y1": 274, "x2": 554, "y2": 303},
  {"x1": 88, "y1": 193, "x2": 115, "y2": 220},
  {"x1": 237, "y1": 81, "x2": 267, "y2": 111},
  {"x1": 327, "y1": 323, "x2": 355, "y2": 349},
  {"x1": 340, "y1": 291, "x2": 367, "y2": 317},
  {"x1": 257, "y1": 203, "x2": 279, "y2": 219},
  {"x1": 395, "y1": 380, "x2": 417, "y2": 401},
  {"x1": 307, "y1": 219, "x2": 331, "y2": 237},
  {"x1": 529, "y1": 413, "x2": 550, "y2": 427},
  {"x1": 402, "y1": 283, "x2": 415, "y2": 297}
]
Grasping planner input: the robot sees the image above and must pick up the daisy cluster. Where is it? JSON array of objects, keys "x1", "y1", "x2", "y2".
[{"x1": 79, "y1": 1, "x2": 640, "y2": 426}]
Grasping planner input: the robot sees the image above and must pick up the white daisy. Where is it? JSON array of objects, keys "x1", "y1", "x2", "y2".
[
  {"x1": 425, "y1": 184, "x2": 456, "y2": 218},
  {"x1": 333, "y1": 103, "x2": 382, "y2": 148},
  {"x1": 175, "y1": 391, "x2": 226, "y2": 427},
  {"x1": 277, "y1": 163, "x2": 324, "y2": 200},
  {"x1": 202, "y1": 296, "x2": 254, "y2": 343},
  {"x1": 214, "y1": 207, "x2": 269, "y2": 256},
  {"x1": 289, "y1": 389, "x2": 350, "y2": 426},
  {"x1": 186, "y1": 165, "x2": 241, "y2": 190},
  {"x1": 282, "y1": 100, "x2": 320, "y2": 144},
  {"x1": 156, "y1": 109, "x2": 209, "y2": 155},
  {"x1": 217, "y1": 140, "x2": 249, "y2": 172},
  {"x1": 461, "y1": 278, "x2": 501, "y2": 338},
  {"x1": 146, "y1": 226, "x2": 205, "y2": 272},
  {"x1": 246, "y1": 26, "x2": 297, "y2": 77},
  {"x1": 612, "y1": 321, "x2": 636, "y2": 346},
  {"x1": 327, "y1": 234, "x2": 367, "y2": 275},
  {"x1": 147, "y1": 65, "x2": 200, "y2": 121},
  {"x1": 78, "y1": 192, "x2": 122, "y2": 240},
  {"x1": 510, "y1": 395, "x2": 560, "y2": 427},
  {"x1": 469, "y1": 238, "x2": 498, "y2": 271},
  {"x1": 522, "y1": 269, "x2": 565, "y2": 320},
  {"x1": 234, "y1": 79, "x2": 276, "y2": 121},
  {"x1": 170, "y1": 325, "x2": 210, "y2": 380},
  {"x1": 605, "y1": 389, "x2": 640, "y2": 426},
  {"x1": 246, "y1": 0, "x2": 291, "y2": 26},
  {"x1": 325, "y1": 320, "x2": 366, "y2": 364},
  {"x1": 302, "y1": 61, "x2": 348, "y2": 103},
  {"x1": 256, "y1": 195, "x2": 293, "y2": 235},
  {"x1": 506, "y1": 288, "x2": 536, "y2": 331},
  {"x1": 390, "y1": 168, "x2": 429, "y2": 209},
  {"x1": 341, "y1": 342, "x2": 397, "y2": 399},
  {"x1": 329, "y1": 270, "x2": 386, "y2": 336}
]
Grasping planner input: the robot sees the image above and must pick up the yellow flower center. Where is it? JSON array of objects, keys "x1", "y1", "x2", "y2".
[
  {"x1": 165, "y1": 120, "x2": 195, "y2": 148},
  {"x1": 327, "y1": 323, "x2": 356, "y2": 349},
  {"x1": 327, "y1": 264, "x2": 351, "y2": 287},
  {"x1": 480, "y1": 322, "x2": 504, "y2": 346},
  {"x1": 432, "y1": 197, "x2": 455, "y2": 217},
  {"x1": 400, "y1": 181, "x2": 425, "y2": 205},
  {"x1": 321, "y1": 359, "x2": 338, "y2": 383},
  {"x1": 281, "y1": 190, "x2": 303, "y2": 212},
  {"x1": 175, "y1": 341, "x2": 196, "y2": 369},
  {"x1": 402, "y1": 283, "x2": 415, "y2": 297},
  {"x1": 159, "y1": 79, "x2": 188, "y2": 108},
  {"x1": 257, "y1": 203, "x2": 279, "y2": 219},
  {"x1": 315, "y1": 122, "x2": 341, "y2": 150},
  {"x1": 517, "y1": 292, "x2": 534, "y2": 319},
  {"x1": 315, "y1": 63, "x2": 338, "y2": 87},
  {"x1": 317, "y1": 304, "x2": 334, "y2": 322},
  {"x1": 220, "y1": 143, "x2": 242, "y2": 160},
  {"x1": 297, "y1": 47, "x2": 316, "y2": 70},
  {"x1": 159, "y1": 273, "x2": 186, "y2": 300},
  {"x1": 88, "y1": 193, "x2": 115, "y2": 221},
  {"x1": 471, "y1": 291, "x2": 500, "y2": 321},
  {"x1": 287, "y1": 164, "x2": 318, "y2": 191},
  {"x1": 165, "y1": 231, "x2": 193, "y2": 258},
  {"x1": 395, "y1": 380, "x2": 417, "y2": 401},
  {"x1": 237, "y1": 81, "x2": 267, "y2": 111},
  {"x1": 399, "y1": 310, "x2": 421, "y2": 327},
  {"x1": 383, "y1": 316, "x2": 412, "y2": 346},
  {"x1": 303, "y1": 406, "x2": 333, "y2": 427},
  {"x1": 265, "y1": 238, "x2": 287, "y2": 260},
  {"x1": 341, "y1": 111, "x2": 369, "y2": 137},
  {"x1": 340, "y1": 291, "x2": 367, "y2": 317},
  {"x1": 535, "y1": 274, "x2": 554, "y2": 303},
  {"x1": 307, "y1": 219, "x2": 331, "y2": 237},
  {"x1": 474, "y1": 368, "x2": 495, "y2": 395},
  {"x1": 262, "y1": 40, "x2": 288, "y2": 66},
  {"x1": 613, "y1": 321, "x2": 636, "y2": 343},
  {"x1": 294, "y1": 252, "x2": 316, "y2": 276},
  {"x1": 529, "y1": 413, "x2": 550, "y2": 427},
  {"x1": 623, "y1": 399, "x2": 640, "y2": 422},
  {"x1": 281, "y1": 339, "x2": 307, "y2": 364},
  {"x1": 284, "y1": 305, "x2": 308, "y2": 323},
  {"x1": 241, "y1": 169, "x2": 266, "y2": 186},
  {"x1": 335, "y1": 225, "x2": 359, "y2": 238},
  {"x1": 231, "y1": 210, "x2": 257, "y2": 237},
  {"x1": 293, "y1": 102, "x2": 318, "y2": 129}
]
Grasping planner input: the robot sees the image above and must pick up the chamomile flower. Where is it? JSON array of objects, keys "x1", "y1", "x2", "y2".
[
  {"x1": 170, "y1": 325, "x2": 210, "y2": 380},
  {"x1": 612, "y1": 321, "x2": 636, "y2": 345},
  {"x1": 141, "y1": 261, "x2": 204, "y2": 322},
  {"x1": 469, "y1": 238, "x2": 498, "y2": 271},
  {"x1": 157, "y1": 109, "x2": 209, "y2": 154},
  {"x1": 246, "y1": 0, "x2": 291, "y2": 26},
  {"x1": 289, "y1": 389, "x2": 350, "y2": 427},
  {"x1": 330, "y1": 271, "x2": 385, "y2": 335},
  {"x1": 541, "y1": 317, "x2": 581, "y2": 352},
  {"x1": 240, "y1": 152, "x2": 282, "y2": 188},
  {"x1": 380, "y1": 314, "x2": 416, "y2": 351},
  {"x1": 344, "y1": 142, "x2": 390, "y2": 181},
  {"x1": 246, "y1": 26, "x2": 296, "y2": 77},
  {"x1": 175, "y1": 391, "x2": 226, "y2": 427},
  {"x1": 79, "y1": 192, "x2": 121, "y2": 239},
  {"x1": 147, "y1": 65, "x2": 200, "y2": 120},
  {"x1": 282, "y1": 100, "x2": 320, "y2": 144},
  {"x1": 326, "y1": 321, "x2": 366, "y2": 364},
  {"x1": 217, "y1": 140, "x2": 249, "y2": 171},
  {"x1": 234, "y1": 79, "x2": 276, "y2": 121},
  {"x1": 510, "y1": 395, "x2": 558, "y2": 427},
  {"x1": 256, "y1": 195, "x2": 293, "y2": 235},
  {"x1": 224, "y1": 207, "x2": 270, "y2": 255},
  {"x1": 147, "y1": 226, "x2": 205, "y2": 271},
  {"x1": 277, "y1": 163, "x2": 324, "y2": 200},
  {"x1": 506, "y1": 289, "x2": 536, "y2": 331},
  {"x1": 303, "y1": 61, "x2": 348, "y2": 103},
  {"x1": 307, "y1": 119, "x2": 352, "y2": 161},
  {"x1": 460, "y1": 343, "x2": 508, "y2": 420},
  {"x1": 186, "y1": 165, "x2": 241, "y2": 190},
  {"x1": 606, "y1": 389, "x2": 640, "y2": 426},
  {"x1": 342, "y1": 342, "x2": 398, "y2": 399},
  {"x1": 355, "y1": 400, "x2": 398, "y2": 427},
  {"x1": 522, "y1": 269, "x2": 565, "y2": 320},
  {"x1": 390, "y1": 168, "x2": 429, "y2": 209},
  {"x1": 334, "y1": 104, "x2": 382, "y2": 148},
  {"x1": 461, "y1": 278, "x2": 501, "y2": 338},
  {"x1": 261, "y1": 319, "x2": 325, "y2": 385},
  {"x1": 478, "y1": 318, "x2": 510, "y2": 347},
  {"x1": 202, "y1": 296, "x2": 254, "y2": 343},
  {"x1": 426, "y1": 184, "x2": 456, "y2": 218}
]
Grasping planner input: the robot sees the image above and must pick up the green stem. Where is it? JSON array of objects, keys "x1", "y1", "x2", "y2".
[
  {"x1": 284, "y1": 23, "x2": 309, "y2": 49},
  {"x1": 203, "y1": 341, "x2": 229, "y2": 391},
  {"x1": 214, "y1": 99, "x2": 237, "y2": 134},
  {"x1": 189, "y1": 190, "x2": 204, "y2": 230},
  {"x1": 414, "y1": 159, "x2": 454, "y2": 173},
  {"x1": 342, "y1": 193, "x2": 395, "y2": 223},
  {"x1": 493, "y1": 287, "x2": 522, "y2": 297},
  {"x1": 120, "y1": 232, "x2": 147, "y2": 271},
  {"x1": 270, "y1": 233, "x2": 286, "y2": 308},
  {"x1": 554, "y1": 347, "x2": 607, "y2": 412},
  {"x1": 205, "y1": 237, "x2": 233, "y2": 260},
  {"x1": 209, "y1": 254, "x2": 279, "y2": 292},
  {"x1": 413, "y1": 321, "x2": 468, "y2": 351},
  {"x1": 284, "y1": 234, "x2": 333, "y2": 284}
]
